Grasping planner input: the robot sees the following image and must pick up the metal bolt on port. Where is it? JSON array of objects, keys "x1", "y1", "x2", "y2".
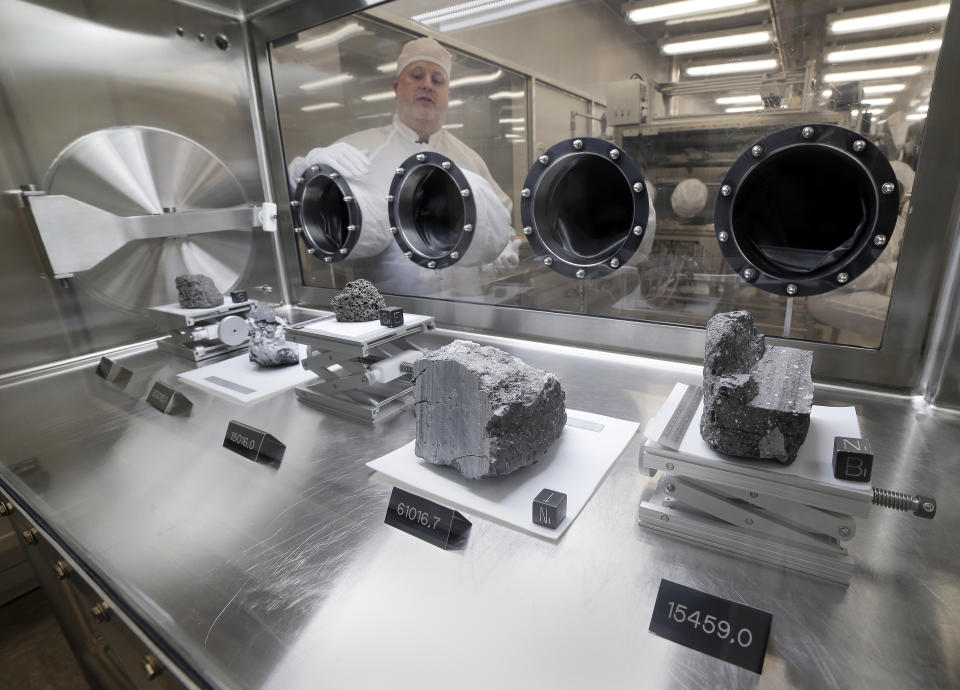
[
  {"x1": 463, "y1": 224, "x2": 473, "y2": 232},
  {"x1": 427, "y1": 260, "x2": 436, "y2": 269},
  {"x1": 390, "y1": 226, "x2": 398, "y2": 235},
  {"x1": 521, "y1": 187, "x2": 531, "y2": 198},
  {"x1": 346, "y1": 225, "x2": 356, "y2": 232},
  {"x1": 665, "y1": 483, "x2": 676, "y2": 493},
  {"x1": 576, "y1": 269, "x2": 586, "y2": 279},
  {"x1": 395, "y1": 167, "x2": 405, "y2": 175},
  {"x1": 460, "y1": 189, "x2": 471, "y2": 198},
  {"x1": 718, "y1": 231, "x2": 729, "y2": 242},
  {"x1": 751, "y1": 144, "x2": 764, "y2": 158},
  {"x1": 450, "y1": 251, "x2": 460, "y2": 260},
  {"x1": 572, "y1": 139, "x2": 583, "y2": 150},
  {"x1": 323, "y1": 256, "x2": 332, "y2": 263},
  {"x1": 342, "y1": 195, "x2": 353, "y2": 203},
  {"x1": 721, "y1": 184, "x2": 732, "y2": 197},
  {"x1": 441, "y1": 161, "x2": 451, "y2": 170},
  {"x1": 610, "y1": 258, "x2": 620, "y2": 268},
  {"x1": 786, "y1": 283, "x2": 799, "y2": 295},
  {"x1": 338, "y1": 247, "x2": 348, "y2": 254},
  {"x1": 404, "y1": 251, "x2": 413, "y2": 259},
  {"x1": 743, "y1": 267, "x2": 756, "y2": 280},
  {"x1": 874, "y1": 234, "x2": 888, "y2": 247},
  {"x1": 539, "y1": 154, "x2": 549, "y2": 165},
  {"x1": 632, "y1": 225, "x2": 643, "y2": 236},
  {"x1": 801, "y1": 126, "x2": 815, "y2": 139},
  {"x1": 306, "y1": 248, "x2": 315, "y2": 254},
  {"x1": 853, "y1": 139, "x2": 866, "y2": 152},
  {"x1": 543, "y1": 257, "x2": 553, "y2": 266},
  {"x1": 633, "y1": 182, "x2": 644, "y2": 193},
  {"x1": 416, "y1": 153, "x2": 426, "y2": 162},
  {"x1": 881, "y1": 182, "x2": 896, "y2": 195},
  {"x1": 385, "y1": 194, "x2": 394, "y2": 202},
  {"x1": 837, "y1": 272, "x2": 850, "y2": 284},
  {"x1": 609, "y1": 149, "x2": 620, "y2": 160},
  {"x1": 523, "y1": 226, "x2": 532, "y2": 235}
]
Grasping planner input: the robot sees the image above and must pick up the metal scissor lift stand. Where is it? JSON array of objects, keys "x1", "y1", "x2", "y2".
[
  {"x1": 149, "y1": 300, "x2": 253, "y2": 363},
  {"x1": 284, "y1": 313, "x2": 435, "y2": 423},
  {"x1": 639, "y1": 384, "x2": 874, "y2": 585}
]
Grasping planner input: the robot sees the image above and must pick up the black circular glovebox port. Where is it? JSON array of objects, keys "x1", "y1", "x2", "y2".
[
  {"x1": 520, "y1": 137, "x2": 650, "y2": 280},
  {"x1": 715, "y1": 124, "x2": 900, "y2": 297},
  {"x1": 292, "y1": 163, "x2": 361, "y2": 263},
  {"x1": 388, "y1": 152, "x2": 476, "y2": 270}
]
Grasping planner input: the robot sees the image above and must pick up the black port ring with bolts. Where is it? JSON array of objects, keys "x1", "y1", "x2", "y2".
[
  {"x1": 387, "y1": 151, "x2": 477, "y2": 270},
  {"x1": 520, "y1": 137, "x2": 649, "y2": 280},
  {"x1": 715, "y1": 124, "x2": 900, "y2": 297},
  {"x1": 291, "y1": 163, "x2": 362, "y2": 263}
]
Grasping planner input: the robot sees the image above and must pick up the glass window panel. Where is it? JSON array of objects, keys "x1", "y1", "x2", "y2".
[{"x1": 269, "y1": 0, "x2": 947, "y2": 348}]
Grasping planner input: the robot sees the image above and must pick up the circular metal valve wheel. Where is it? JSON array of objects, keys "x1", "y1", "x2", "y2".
[
  {"x1": 519, "y1": 137, "x2": 649, "y2": 280},
  {"x1": 387, "y1": 152, "x2": 477, "y2": 270},
  {"x1": 292, "y1": 163, "x2": 362, "y2": 263},
  {"x1": 715, "y1": 124, "x2": 900, "y2": 297}
]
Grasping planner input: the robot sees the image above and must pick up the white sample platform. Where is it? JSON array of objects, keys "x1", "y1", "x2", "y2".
[
  {"x1": 148, "y1": 297, "x2": 253, "y2": 327},
  {"x1": 177, "y1": 346, "x2": 316, "y2": 404},
  {"x1": 639, "y1": 382, "x2": 875, "y2": 584},
  {"x1": 368, "y1": 409, "x2": 640, "y2": 541}
]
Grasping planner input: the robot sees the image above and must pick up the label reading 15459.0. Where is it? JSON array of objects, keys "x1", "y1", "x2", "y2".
[{"x1": 649, "y1": 579, "x2": 772, "y2": 673}]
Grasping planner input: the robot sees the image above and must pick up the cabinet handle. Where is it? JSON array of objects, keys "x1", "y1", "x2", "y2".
[
  {"x1": 91, "y1": 601, "x2": 111, "y2": 622},
  {"x1": 53, "y1": 559, "x2": 71, "y2": 579}
]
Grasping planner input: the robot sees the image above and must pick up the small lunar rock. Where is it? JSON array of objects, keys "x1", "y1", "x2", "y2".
[{"x1": 331, "y1": 279, "x2": 386, "y2": 322}]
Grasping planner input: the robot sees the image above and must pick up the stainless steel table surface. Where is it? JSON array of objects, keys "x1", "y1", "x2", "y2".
[{"x1": 0, "y1": 322, "x2": 958, "y2": 689}]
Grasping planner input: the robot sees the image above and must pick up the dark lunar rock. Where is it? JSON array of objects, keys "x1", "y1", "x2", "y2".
[
  {"x1": 331, "y1": 279, "x2": 386, "y2": 322},
  {"x1": 700, "y1": 310, "x2": 813, "y2": 464},
  {"x1": 414, "y1": 340, "x2": 567, "y2": 479},
  {"x1": 175, "y1": 274, "x2": 223, "y2": 309},
  {"x1": 247, "y1": 304, "x2": 298, "y2": 367}
]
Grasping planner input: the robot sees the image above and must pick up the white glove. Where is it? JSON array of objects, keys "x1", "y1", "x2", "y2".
[
  {"x1": 481, "y1": 238, "x2": 522, "y2": 274},
  {"x1": 287, "y1": 142, "x2": 370, "y2": 191}
]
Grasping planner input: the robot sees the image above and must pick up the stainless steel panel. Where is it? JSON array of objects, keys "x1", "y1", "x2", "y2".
[
  {"x1": 1, "y1": 330, "x2": 958, "y2": 688},
  {"x1": 0, "y1": 0, "x2": 276, "y2": 375}
]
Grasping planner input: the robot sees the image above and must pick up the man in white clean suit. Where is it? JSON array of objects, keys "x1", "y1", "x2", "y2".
[{"x1": 288, "y1": 37, "x2": 517, "y2": 296}]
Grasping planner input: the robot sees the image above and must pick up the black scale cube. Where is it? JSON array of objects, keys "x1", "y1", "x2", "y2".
[
  {"x1": 230, "y1": 290, "x2": 248, "y2": 303},
  {"x1": 380, "y1": 306, "x2": 404, "y2": 328},
  {"x1": 532, "y1": 489, "x2": 567, "y2": 529},
  {"x1": 832, "y1": 436, "x2": 873, "y2": 482}
]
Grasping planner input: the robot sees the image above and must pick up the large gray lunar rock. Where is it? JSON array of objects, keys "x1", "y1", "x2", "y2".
[
  {"x1": 331, "y1": 279, "x2": 385, "y2": 322},
  {"x1": 175, "y1": 274, "x2": 223, "y2": 309},
  {"x1": 700, "y1": 311, "x2": 813, "y2": 464},
  {"x1": 247, "y1": 305, "x2": 298, "y2": 367},
  {"x1": 414, "y1": 340, "x2": 567, "y2": 479}
]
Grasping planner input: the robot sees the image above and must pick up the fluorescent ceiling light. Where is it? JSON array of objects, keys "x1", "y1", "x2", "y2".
[
  {"x1": 862, "y1": 97, "x2": 894, "y2": 105},
  {"x1": 918, "y1": 104, "x2": 929, "y2": 112},
  {"x1": 826, "y1": 38, "x2": 941, "y2": 63},
  {"x1": 824, "y1": 65, "x2": 923, "y2": 82},
  {"x1": 907, "y1": 113, "x2": 927, "y2": 120},
  {"x1": 686, "y1": 58, "x2": 777, "y2": 76},
  {"x1": 376, "y1": 61, "x2": 397, "y2": 73},
  {"x1": 301, "y1": 102, "x2": 343, "y2": 112},
  {"x1": 851, "y1": 109, "x2": 860, "y2": 116},
  {"x1": 505, "y1": 133, "x2": 524, "y2": 138},
  {"x1": 361, "y1": 90, "x2": 395, "y2": 102},
  {"x1": 356, "y1": 111, "x2": 392, "y2": 120},
  {"x1": 863, "y1": 83, "x2": 906, "y2": 94},
  {"x1": 443, "y1": 123, "x2": 464, "y2": 129},
  {"x1": 510, "y1": 139, "x2": 526, "y2": 144},
  {"x1": 822, "y1": 89, "x2": 832, "y2": 98},
  {"x1": 296, "y1": 22, "x2": 364, "y2": 51},
  {"x1": 299, "y1": 74, "x2": 354, "y2": 91},
  {"x1": 628, "y1": 0, "x2": 757, "y2": 25},
  {"x1": 511, "y1": 125, "x2": 526, "y2": 131},
  {"x1": 867, "y1": 108, "x2": 886, "y2": 114},
  {"x1": 489, "y1": 90, "x2": 525, "y2": 100},
  {"x1": 665, "y1": 3, "x2": 765, "y2": 25},
  {"x1": 830, "y1": 3, "x2": 949, "y2": 35},
  {"x1": 450, "y1": 70, "x2": 502, "y2": 88},
  {"x1": 725, "y1": 105, "x2": 763, "y2": 112},
  {"x1": 663, "y1": 30, "x2": 770, "y2": 55},
  {"x1": 448, "y1": 99, "x2": 465, "y2": 107},
  {"x1": 499, "y1": 117, "x2": 525, "y2": 123},
  {"x1": 436, "y1": 0, "x2": 573, "y2": 32},
  {"x1": 716, "y1": 94, "x2": 762, "y2": 104}
]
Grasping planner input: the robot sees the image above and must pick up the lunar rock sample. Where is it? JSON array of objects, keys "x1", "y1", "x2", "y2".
[
  {"x1": 671, "y1": 178, "x2": 709, "y2": 219},
  {"x1": 700, "y1": 311, "x2": 813, "y2": 464},
  {"x1": 414, "y1": 340, "x2": 566, "y2": 479},
  {"x1": 331, "y1": 279, "x2": 386, "y2": 322},
  {"x1": 247, "y1": 304, "x2": 298, "y2": 367},
  {"x1": 175, "y1": 274, "x2": 223, "y2": 309}
]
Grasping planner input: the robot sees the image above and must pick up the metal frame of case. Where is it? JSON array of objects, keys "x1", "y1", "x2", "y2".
[{"x1": 248, "y1": 0, "x2": 960, "y2": 401}]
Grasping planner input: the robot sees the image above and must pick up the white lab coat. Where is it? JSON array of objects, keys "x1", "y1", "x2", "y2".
[{"x1": 290, "y1": 116, "x2": 513, "y2": 297}]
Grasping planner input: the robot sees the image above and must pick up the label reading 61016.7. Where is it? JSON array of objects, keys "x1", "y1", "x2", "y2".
[{"x1": 384, "y1": 487, "x2": 471, "y2": 550}]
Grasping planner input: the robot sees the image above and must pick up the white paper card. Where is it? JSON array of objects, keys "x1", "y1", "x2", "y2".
[
  {"x1": 150, "y1": 298, "x2": 251, "y2": 318},
  {"x1": 367, "y1": 409, "x2": 640, "y2": 541},
  {"x1": 298, "y1": 313, "x2": 434, "y2": 344},
  {"x1": 177, "y1": 346, "x2": 316, "y2": 404}
]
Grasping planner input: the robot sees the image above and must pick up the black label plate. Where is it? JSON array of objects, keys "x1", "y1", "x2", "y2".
[
  {"x1": 95, "y1": 357, "x2": 133, "y2": 389},
  {"x1": 146, "y1": 382, "x2": 192, "y2": 415},
  {"x1": 223, "y1": 421, "x2": 285, "y2": 466},
  {"x1": 649, "y1": 579, "x2": 772, "y2": 673},
  {"x1": 384, "y1": 487, "x2": 471, "y2": 550}
]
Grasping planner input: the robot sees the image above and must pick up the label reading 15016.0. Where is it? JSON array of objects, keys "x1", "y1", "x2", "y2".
[
  {"x1": 222, "y1": 421, "x2": 285, "y2": 466},
  {"x1": 649, "y1": 579, "x2": 772, "y2": 673}
]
